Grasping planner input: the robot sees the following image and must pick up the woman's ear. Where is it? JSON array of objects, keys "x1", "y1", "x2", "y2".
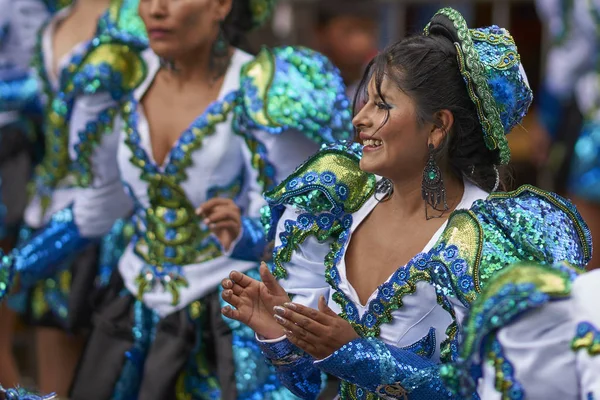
[
  {"x1": 428, "y1": 109, "x2": 454, "y2": 148},
  {"x1": 216, "y1": 0, "x2": 233, "y2": 21}
]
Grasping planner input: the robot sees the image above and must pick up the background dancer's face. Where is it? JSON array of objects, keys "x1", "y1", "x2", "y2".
[
  {"x1": 139, "y1": 0, "x2": 233, "y2": 60},
  {"x1": 353, "y1": 74, "x2": 441, "y2": 182}
]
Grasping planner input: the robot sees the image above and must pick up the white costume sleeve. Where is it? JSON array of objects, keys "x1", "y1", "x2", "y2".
[{"x1": 272, "y1": 205, "x2": 331, "y2": 310}]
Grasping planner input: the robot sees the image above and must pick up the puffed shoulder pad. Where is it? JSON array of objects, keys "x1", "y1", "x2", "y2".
[
  {"x1": 428, "y1": 185, "x2": 591, "y2": 308},
  {"x1": 237, "y1": 46, "x2": 354, "y2": 144},
  {"x1": 473, "y1": 185, "x2": 592, "y2": 278},
  {"x1": 441, "y1": 261, "x2": 578, "y2": 396},
  {"x1": 263, "y1": 143, "x2": 373, "y2": 241},
  {"x1": 69, "y1": 36, "x2": 147, "y2": 99},
  {"x1": 97, "y1": 0, "x2": 149, "y2": 47}
]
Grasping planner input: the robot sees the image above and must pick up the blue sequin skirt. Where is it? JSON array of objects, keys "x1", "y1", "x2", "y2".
[
  {"x1": 7, "y1": 224, "x2": 100, "y2": 332},
  {"x1": 568, "y1": 121, "x2": 600, "y2": 202}
]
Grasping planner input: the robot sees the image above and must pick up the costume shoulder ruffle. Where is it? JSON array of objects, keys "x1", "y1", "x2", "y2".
[
  {"x1": 263, "y1": 143, "x2": 374, "y2": 239},
  {"x1": 430, "y1": 184, "x2": 592, "y2": 307},
  {"x1": 440, "y1": 261, "x2": 579, "y2": 398},
  {"x1": 236, "y1": 46, "x2": 354, "y2": 145},
  {"x1": 98, "y1": 0, "x2": 148, "y2": 47}
]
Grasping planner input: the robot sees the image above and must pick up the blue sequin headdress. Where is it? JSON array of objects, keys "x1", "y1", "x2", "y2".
[{"x1": 424, "y1": 8, "x2": 533, "y2": 165}]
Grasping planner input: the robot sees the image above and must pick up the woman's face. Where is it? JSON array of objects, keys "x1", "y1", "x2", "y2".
[
  {"x1": 139, "y1": 0, "x2": 232, "y2": 60},
  {"x1": 353, "y1": 74, "x2": 433, "y2": 181}
]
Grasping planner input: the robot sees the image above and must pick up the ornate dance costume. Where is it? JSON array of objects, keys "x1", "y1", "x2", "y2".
[
  {"x1": 0, "y1": 1, "x2": 353, "y2": 398},
  {"x1": 443, "y1": 261, "x2": 600, "y2": 399},
  {"x1": 256, "y1": 9, "x2": 592, "y2": 399},
  {"x1": 2, "y1": 0, "x2": 146, "y2": 330}
]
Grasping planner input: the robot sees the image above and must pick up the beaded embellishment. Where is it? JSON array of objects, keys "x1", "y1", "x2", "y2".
[
  {"x1": 121, "y1": 92, "x2": 238, "y2": 304},
  {"x1": 572, "y1": 322, "x2": 600, "y2": 356}
]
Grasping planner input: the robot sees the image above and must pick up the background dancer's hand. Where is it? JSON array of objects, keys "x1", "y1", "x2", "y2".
[
  {"x1": 196, "y1": 198, "x2": 241, "y2": 251},
  {"x1": 273, "y1": 295, "x2": 359, "y2": 360},
  {"x1": 221, "y1": 262, "x2": 289, "y2": 339}
]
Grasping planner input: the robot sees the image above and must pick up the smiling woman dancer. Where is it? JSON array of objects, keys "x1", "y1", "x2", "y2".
[
  {"x1": 220, "y1": 8, "x2": 592, "y2": 399},
  {"x1": 0, "y1": 0, "x2": 352, "y2": 398}
]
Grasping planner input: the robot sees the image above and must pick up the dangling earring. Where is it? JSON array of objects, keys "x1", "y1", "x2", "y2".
[
  {"x1": 422, "y1": 143, "x2": 448, "y2": 220},
  {"x1": 209, "y1": 20, "x2": 230, "y2": 83}
]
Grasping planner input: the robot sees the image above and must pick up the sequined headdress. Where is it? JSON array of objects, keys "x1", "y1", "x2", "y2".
[
  {"x1": 424, "y1": 8, "x2": 533, "y2": 165},
  {"x1": 248, "y1": 0, "x2": 278, "y2": 29}
]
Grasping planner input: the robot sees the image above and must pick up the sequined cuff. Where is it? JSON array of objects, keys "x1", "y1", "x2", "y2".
[
  {"x1": 0, "y1": 385, "x2": 56, "y2": 399},
  {"x1": 257, "y1": 336, "x2": 324, "y2": 399},
  {"x1": 257, "y1": 335, "x2": 298, "y2": 361},
  {"x1": 315, "y1": 337, "x2": 452, "y2": 398},
  {"x1": 0, "y1": 75, "x2": 40, "y2": 113},
  {"x1": 14, "y1": 206, "x2": 92, "y2": 288},
  {"x1": 229, "y1": 216, "x2": 268, "y2": 262}
]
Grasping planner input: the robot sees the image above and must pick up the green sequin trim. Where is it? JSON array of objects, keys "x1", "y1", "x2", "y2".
[{"x1": 265, "y1": 149, "x2": 377, "y2": 215}]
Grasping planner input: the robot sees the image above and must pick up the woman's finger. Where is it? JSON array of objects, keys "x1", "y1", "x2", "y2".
[
  {"x1": 273, "y1": 313, "x2": 321, "y2": 344},
  {"x1": 274, "y1": 305, "x2": 327, "y2": 336},
  {"x1": 208, "y1": 220, "x2": 240, "y2": 231},
  {"x1": 196, "y1": 198, "x2": 235, "y2": 215},
  {"x1": 229, "y1": 270, "x2": 256, "y2": 288},
  {"x1": 229, "y1": 282, "x2": 244, "y2": 296},
  {"x1": 221, "y1": 305, "x2": 242, "y2": 321},
  {"x1": 203, "y1": 207, "x2": 240, "y2": 224},
  {"x1": 221, "y1": 278, "x2": 233, "y2": 290},
  {"x1": 283, "y1": 301, "x2": 331, "y2": 325},
  {"x1": 317, "y1": 295, "x2": 339, "y2": 318},
  {"x1": 259, "y1": 262, "x2": 287, "y2": 296},
  {"x1": 221, "y1": 289, "x2": 243, "y2": 308}
]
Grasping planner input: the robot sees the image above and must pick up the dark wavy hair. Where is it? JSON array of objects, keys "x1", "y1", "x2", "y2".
[
  {"x1": 353, "y1": 17, "x2": 509, "y2": 192},
  {"x1": 223, "y1": 0, "x2": 256, "y2": 49}
]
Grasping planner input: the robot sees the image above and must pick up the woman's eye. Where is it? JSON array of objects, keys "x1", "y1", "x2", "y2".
[{"x1": 375, "y1": 102, "x2": 390, "y2": 110}]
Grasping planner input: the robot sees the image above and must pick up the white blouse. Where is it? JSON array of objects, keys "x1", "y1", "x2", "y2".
[
  {"x1": 69, "y1": 48, "x2": 321, "y2": 317},
  {"x1": 267, "y1": 181, "x2": 489, "y2": 360}
]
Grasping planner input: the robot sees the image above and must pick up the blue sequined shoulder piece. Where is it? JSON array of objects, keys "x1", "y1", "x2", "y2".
[
  {"x1": 237, "y1": 46, "x2": 353, "y2": 145},
  {"x1": 469, "y1": 185, "x2": 592, "y2": 285},
  {"x1": 263, "y1": 144, "x2": 374, "y2": 240},
  {"x1": 98, "y1": 0, "x2": 148, "y2": 47},
  {"x1": 441, "y1": 261, "x2": 577, "y2": 398}
]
